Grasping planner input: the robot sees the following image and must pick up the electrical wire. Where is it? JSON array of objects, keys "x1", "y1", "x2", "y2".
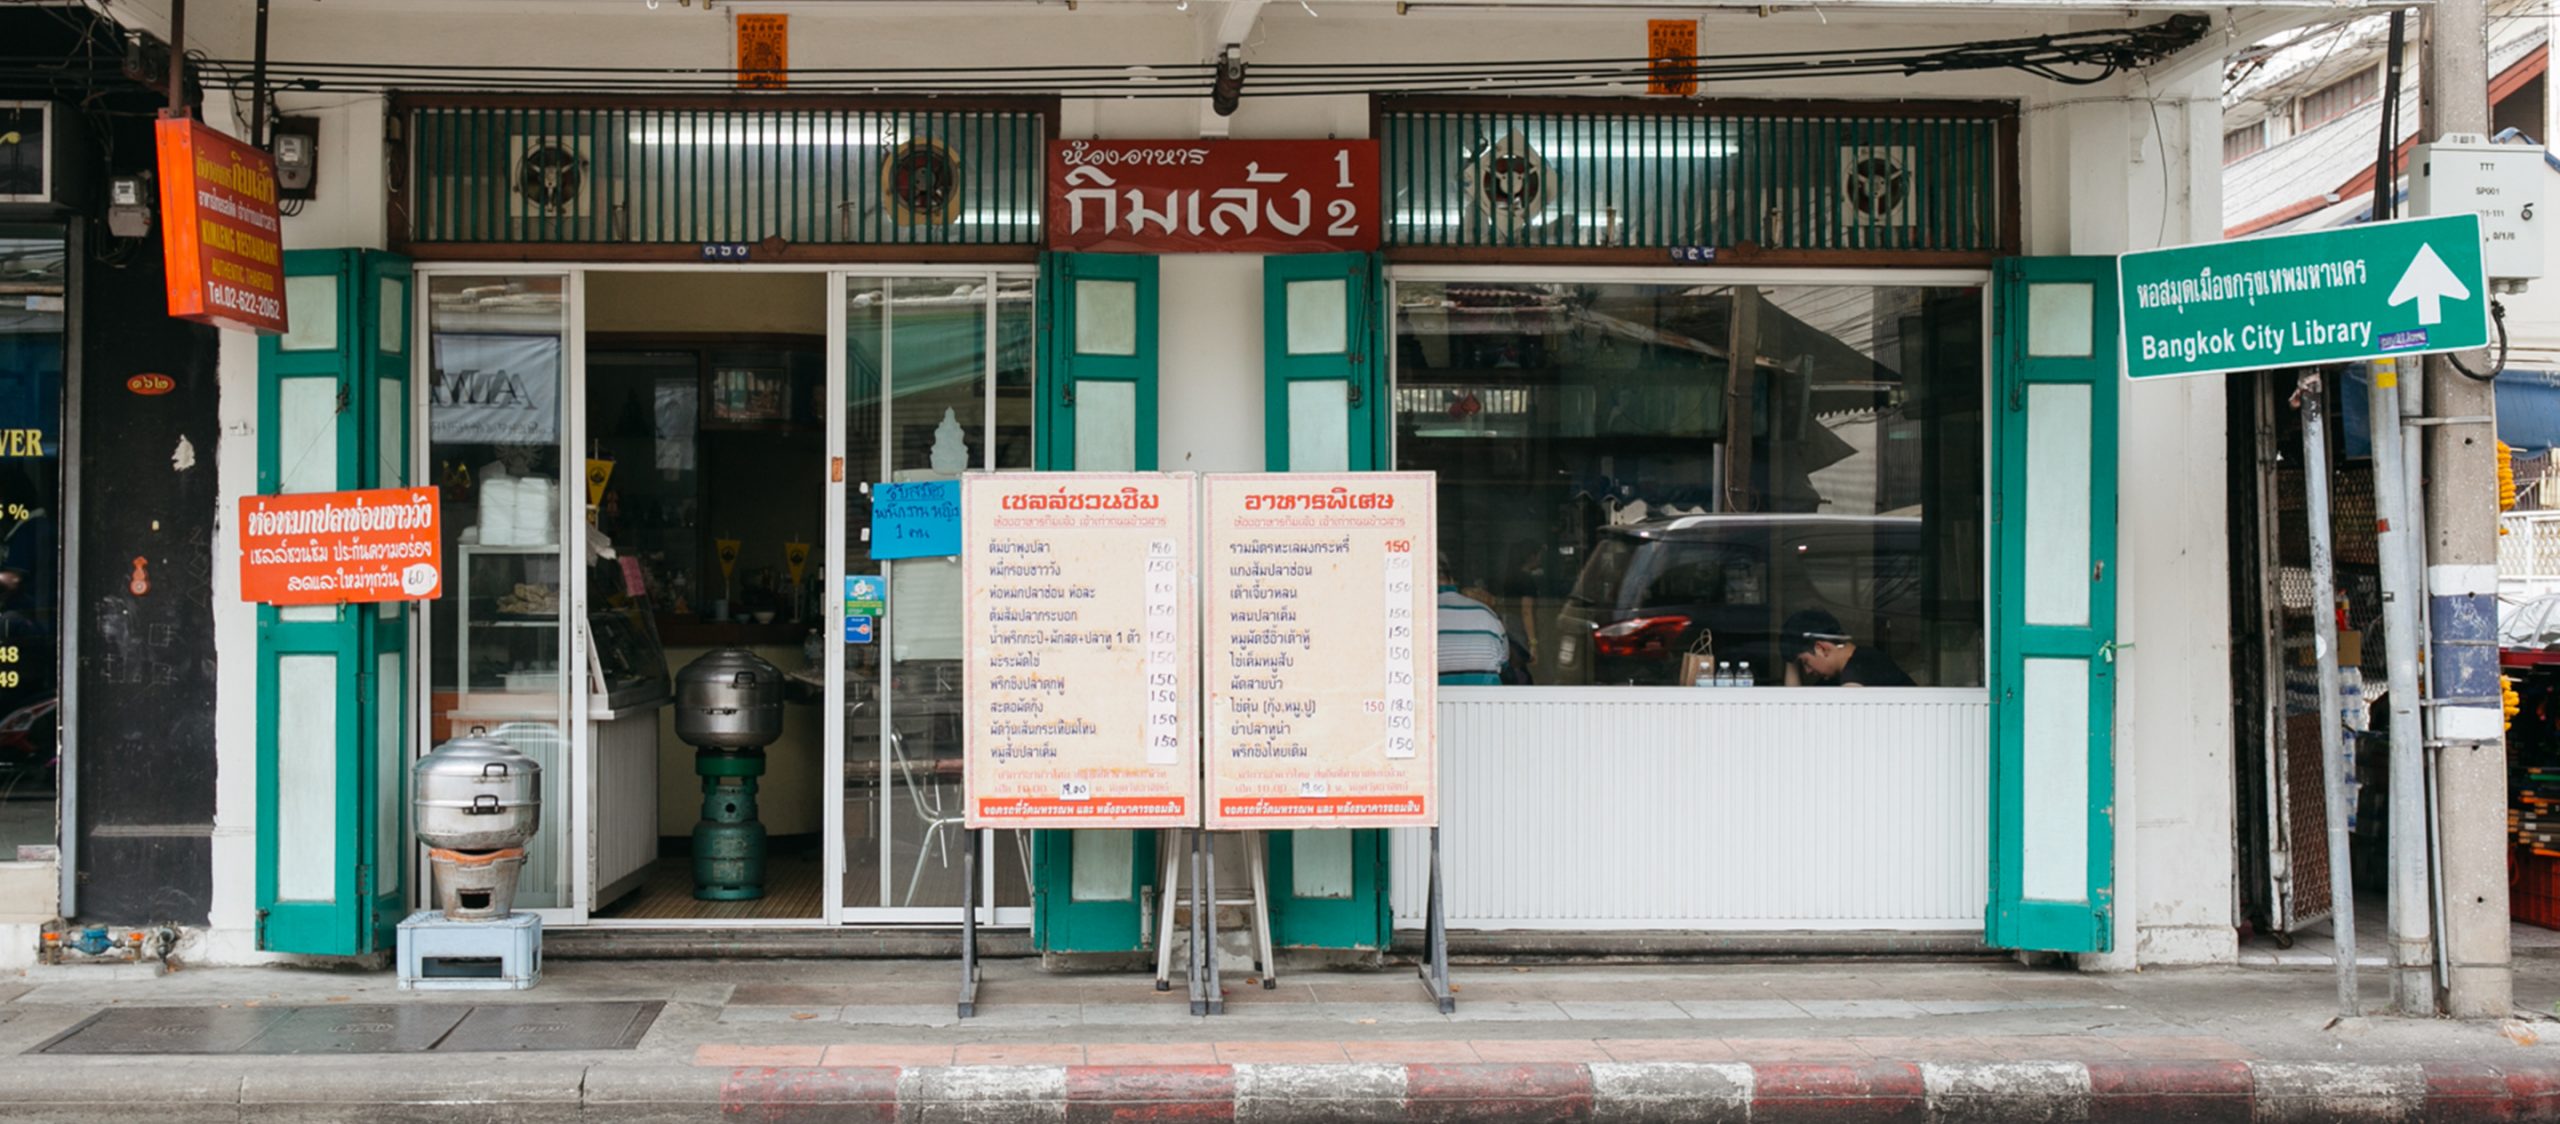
[
  {"x1": 101, "y1": 13, "x2": 2202, "y2": 99},
  {"x1": 2447, "y1": 299, "x2": 2509, "y2": 384}
]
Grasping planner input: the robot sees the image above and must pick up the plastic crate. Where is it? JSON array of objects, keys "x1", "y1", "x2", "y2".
[{"x1": 2516, "y1": 849, "x2": 2560, "y2": 931}]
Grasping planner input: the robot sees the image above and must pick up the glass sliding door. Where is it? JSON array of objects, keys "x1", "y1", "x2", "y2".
[
  {"x1": 838, "y1": 270, "x2": 1034, "y2": 921},
  {"x1": 420, "y1": 272, "x2": 579, "y2": 915}
]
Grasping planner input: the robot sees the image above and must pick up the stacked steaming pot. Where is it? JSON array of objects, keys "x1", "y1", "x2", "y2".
[
  {"x1": 412, "y1": 734, "x2": 543, "y2": 921},
  {"x1": 678, "y1": 648, "x2": 785, "y2": 900}
]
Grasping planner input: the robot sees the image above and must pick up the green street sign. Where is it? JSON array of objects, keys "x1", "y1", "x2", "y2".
[{"x1": 2118, "y1": 213, "x2": 2489, "y2": 380}]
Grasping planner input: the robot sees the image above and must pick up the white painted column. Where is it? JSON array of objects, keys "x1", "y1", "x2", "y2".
[{"x1": 2023, "y1": 71, "x2": 2237, "y2": 969}]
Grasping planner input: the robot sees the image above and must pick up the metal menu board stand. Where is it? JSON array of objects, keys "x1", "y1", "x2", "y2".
[
  {"x1": 1200, "y1": 473, "x2": 1450, "y2": 1014},
  {"x1": 957, "y1": 473, "x2": 1201, "y2": 1017},
  {"x1": 957, "y1": 472, "x2": 1451, "y2": 1016}
]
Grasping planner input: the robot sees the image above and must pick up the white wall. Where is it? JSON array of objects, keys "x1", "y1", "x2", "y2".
[{"x1": 178, "y1": 0, "x2": 2246, "y2": 966}]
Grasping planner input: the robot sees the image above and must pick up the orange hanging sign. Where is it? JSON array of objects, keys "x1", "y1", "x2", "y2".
[
  {"x1": 1647, "y1": 19, "x2": 1699, "y2": 97},
  {"x1": 153, "y1": 115, "x2": 287, "y2": 335},
  {"x1": 239, "y1": 487, "x2": 445, "y2": 605},
  {"x1": 735, "y1": 14, "x2": 789, "y2": 90}
]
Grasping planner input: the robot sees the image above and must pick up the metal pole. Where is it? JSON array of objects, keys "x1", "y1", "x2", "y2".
[
  {"x1": 2417, "y1": 0, "x2": 2516, "y2": 1021},
  {"x1": 2297, "y1": 371, "x2": 2360, "y2": 1016},
  {"x1": 2368, "y1": 356, "x2": 2437, "y2": 1015},
  {"x1": 251, "y1": 0, "x2": 271, "y2": 145},
  {"x1": 165, "y1": 0, "x2": 187, "y2": 116}
]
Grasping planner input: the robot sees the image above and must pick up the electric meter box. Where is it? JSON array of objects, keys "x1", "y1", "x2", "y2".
[{"x1": 2410, "y1": 134, "x2": 2545, "y2": 282}]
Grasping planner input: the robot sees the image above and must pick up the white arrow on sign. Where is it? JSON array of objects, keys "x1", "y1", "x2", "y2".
[{"x1": 2387, "y1": 242, "x2": 2473, "y2": 326}]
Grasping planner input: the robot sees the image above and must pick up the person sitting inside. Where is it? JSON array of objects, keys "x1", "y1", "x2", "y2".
[
  {"x1": 1780, "y1": 608, "x2": 1912, "y2": 687},
  {"x1": 1436, "y1": 554, "x2": 1510, "y2": 686}
]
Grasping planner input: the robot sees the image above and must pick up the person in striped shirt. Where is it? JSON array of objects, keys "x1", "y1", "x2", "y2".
[{"x1": 1436, "y1": 553, "x2": 1510, "y2": 686}]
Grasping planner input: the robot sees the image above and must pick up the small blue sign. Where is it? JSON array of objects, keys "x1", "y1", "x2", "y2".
[
  {"x1": 699, "y1": 242, "x2": 752, "y2": 261},
  {"x1": 845, "y1": 615, "x2": 875, "y2": 644},
  {"x1": 870, "y1": 480, "x2": 961, "y2": 561}
]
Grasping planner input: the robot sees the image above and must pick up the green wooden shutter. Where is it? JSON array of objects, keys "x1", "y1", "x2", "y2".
[
  {"x1": 1986, "y1": 256, "x2": 2119, "y2": 954},
  {"x1": 255, "y1": 249, "x2": 415, "y2": 955},
  {"x1": 1039, "y1": 252, "x2": 1159, "y2": 472},
  {"x1": 1261, "y1": 252, "x2": 1382, "y2": 472},
  {"x1": 1032, "y1": 252, "x2": 1162, "y2": 953},
  {"x1": 1261, "y1": 251, "x2": 1391, "y2": 950}
]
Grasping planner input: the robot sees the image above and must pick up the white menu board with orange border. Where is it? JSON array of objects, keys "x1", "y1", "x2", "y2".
[
  {"x1": 962, "y1": 473, "x2": 1199, "y2": 829},
  {"x1": 1203, "y1": 472, "x2": 1437, "y2": 830}
]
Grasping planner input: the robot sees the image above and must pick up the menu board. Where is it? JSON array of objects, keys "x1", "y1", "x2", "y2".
[
  {"x1": 1203, "y1": 473, "x2": 1437, "y2": 830},
  {"x1": 962, "y1": 473, "x2": 1197, "y2": 829}
]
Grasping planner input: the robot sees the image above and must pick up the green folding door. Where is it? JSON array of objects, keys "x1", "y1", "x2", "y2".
[
  {"x1": 255, "y1": 249, "x2": 415, "y2": 955},
  {"x1": 1031, "y1": 252, "x2": 1164, "y2": 951},
  {"x1": 1987, "y1": 256, "x2": 2119, "y2": 954},
  {"x1": 1260, "y1": 251, "x2": 1391, "y2": 950}
]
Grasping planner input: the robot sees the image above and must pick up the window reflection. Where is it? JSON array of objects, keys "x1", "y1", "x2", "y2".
[
  {"x1": 1394, "y1": 281, "x2": 1984, "y2": 687},
  {"x1": 0, "y1": 232, "x2": 62, "y2": 855}
]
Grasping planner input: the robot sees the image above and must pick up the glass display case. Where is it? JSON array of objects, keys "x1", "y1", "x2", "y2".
[{"x1": 586, "y1": 607, "x2": 670, "y2": 710}]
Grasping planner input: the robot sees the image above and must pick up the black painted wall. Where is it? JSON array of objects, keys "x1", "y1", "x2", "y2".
[{"x1": 5, "y1": 9, "x2": 223, "y2": 924}]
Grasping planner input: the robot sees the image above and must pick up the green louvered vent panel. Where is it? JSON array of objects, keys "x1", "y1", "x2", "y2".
[
  {"x1": 406, "y1": 103, "x2": 1046, "y2": 246},
  {"x1": 1380, "y1": 104, "x2": 2005, "y2": 254}
]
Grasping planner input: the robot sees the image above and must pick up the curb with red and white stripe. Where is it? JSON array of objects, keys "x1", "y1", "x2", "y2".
[{"x1": 663, "y1": 1057, "x2": 2560, "y2": 1122}]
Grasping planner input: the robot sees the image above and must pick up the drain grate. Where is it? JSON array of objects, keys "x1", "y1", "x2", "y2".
[{"x1": 35, "y1": 1000, "x2": 662, "y2": 1056}]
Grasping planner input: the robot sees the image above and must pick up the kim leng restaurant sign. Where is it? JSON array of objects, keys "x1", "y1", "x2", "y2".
[{"x1": 2119, "y1": 214, "x2": 2489, "y2": 380}]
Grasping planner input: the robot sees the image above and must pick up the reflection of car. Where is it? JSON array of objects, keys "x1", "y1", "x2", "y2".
[
  {"x1": 1554, "y1": 515, "x2": 1923, "y2": 686},
  {"x1": 0, "y1": 696, "x2": 56, "y2": 797}
]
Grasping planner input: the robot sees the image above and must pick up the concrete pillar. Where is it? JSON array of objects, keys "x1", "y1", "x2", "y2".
[{"x1": 2419, "y1": 0, "x2": 2515, "y2": 1021}]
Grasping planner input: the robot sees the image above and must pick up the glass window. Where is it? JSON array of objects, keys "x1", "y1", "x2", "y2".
[
  {"x1": 1394, "y1": 279, "x2": 1985, "y2": 688},
  {"x1": 423, "y1": 273, "x2": 572, "y2": 908},
  {"x1": 842, "y1": 274, "x2": 1035, "y2": 913},
  {"x1": 0, "y1": 230, "x2": 63, "y2": 858}
]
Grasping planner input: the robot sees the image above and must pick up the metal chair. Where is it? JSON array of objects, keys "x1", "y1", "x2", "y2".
[
  {"x1": 891, "y1": 729, "x2": 968, "y2": 906},
  {"x1": 890, "y1": 727, "x2": 1033, "y2": 908}
]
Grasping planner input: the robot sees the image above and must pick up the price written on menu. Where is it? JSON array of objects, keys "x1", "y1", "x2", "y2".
[
  {"x1": 1204, "y1": 472, "x2": 1437, "y2": 830},
  {"x1": 962, "y1": 473, "x2": 1198, "y2": 830}
]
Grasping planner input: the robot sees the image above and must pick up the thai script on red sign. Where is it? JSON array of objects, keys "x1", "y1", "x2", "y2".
[
  {"x1": 1047, "y1": 140, "x2": 1380, "y2": 253},
  {"x1": 239, "y1": 487, "x2": 444, "y2": 605},
  {"x1": 998, "y1": 486, "x2": 1165, "y2": 512},
  {"x1": 154, "y1": 116, "x2": 288, "y2": 335}
]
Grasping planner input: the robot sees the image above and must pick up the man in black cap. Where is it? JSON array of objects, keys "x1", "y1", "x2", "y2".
[{"x1": 1780, "y1": 607, "x2": 1911, "y2": 687}]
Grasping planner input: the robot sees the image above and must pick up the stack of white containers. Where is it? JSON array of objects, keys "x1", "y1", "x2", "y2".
[{"x1": 477, "y1": 475, "x2": 558, "y2": 547}]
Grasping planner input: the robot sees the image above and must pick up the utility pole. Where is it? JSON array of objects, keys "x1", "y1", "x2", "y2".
[{"x1": 2419, "y1": 0, "x2": 2514, "y2": 1019}]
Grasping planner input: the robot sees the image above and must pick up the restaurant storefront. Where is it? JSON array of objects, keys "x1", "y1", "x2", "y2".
[{"x1": 184, "y1": 0, "x2": 2236, "y2": 970}]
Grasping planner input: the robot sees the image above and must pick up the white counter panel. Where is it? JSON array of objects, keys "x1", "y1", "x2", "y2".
[{"x1": 1391, "y1": 688, "x2": 1989, "y2": 931}]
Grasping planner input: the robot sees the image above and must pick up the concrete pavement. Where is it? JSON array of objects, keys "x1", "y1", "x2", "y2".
[{"x1": 3, "y1": 951, "x2": 2558, "y2": 1120}]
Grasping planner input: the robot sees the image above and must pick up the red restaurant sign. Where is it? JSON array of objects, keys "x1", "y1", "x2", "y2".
[
  {"x1": 154, "y1": 116, "x2": 287, "y2": 335},
  {"x1": 1046, "y1": 139, "x2": 1380, "y2": 254},
  {"x1": 239, "y1": 487, "x2": 445, "y2": 605}
]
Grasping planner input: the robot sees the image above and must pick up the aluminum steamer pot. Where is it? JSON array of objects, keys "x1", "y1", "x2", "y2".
[
  {"x1": 412, "y1": 734, "x2": 543, "y2": 851},
  {"x1": 675, "y1": 647, "x2": 785, "y2": 748}
]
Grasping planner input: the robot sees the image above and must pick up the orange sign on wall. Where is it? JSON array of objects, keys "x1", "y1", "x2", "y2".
[
  {"x1": 153, "y1": 116, "x2": 287, "y2": 335},
  {"x1": 1648, "y1": 19, "x2": 1699, "y2": 97},
  {"x1": 736, "y1": 14, "x2": 789, "y2": 90},
  {"x1": 239, "y1": 487, "x2": 444, "y2": 605}
]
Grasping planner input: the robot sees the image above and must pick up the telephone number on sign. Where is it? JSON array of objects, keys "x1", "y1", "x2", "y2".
[{"x1": 208, "y1": 283, "x2": 281, "y2": 322}]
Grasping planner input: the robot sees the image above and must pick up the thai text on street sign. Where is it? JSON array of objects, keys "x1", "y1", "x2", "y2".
[
  {"x1": 1202, "y1": 472, "x2": 1437, "y2": 830},
  {"x1": 1047, "y1": 140, "x2": 1381, "y2": 254},
  {"x1": 154, "y1": 116, "x2": 286, "y2": 335},
  {"x1": 1648, "y1": 20, "x2": 1699, "y2": 96},
  {"x1": 963, "y1": 473, "x2": 1198, "y2": 829},
  {"x1": 2118, "y1": 213, "x2": 2488, "y2": 380},
  {"x1": 239, "y1": 487, "x2": 443, "y2": 604}
]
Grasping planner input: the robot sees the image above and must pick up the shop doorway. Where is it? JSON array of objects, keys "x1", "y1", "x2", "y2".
[
  {"x1": 411, "y1": 264, "x2": 1036, "y2": 930},
  {"x1": 577, "y1": 270, "x2": 830, "y2": 923}
]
